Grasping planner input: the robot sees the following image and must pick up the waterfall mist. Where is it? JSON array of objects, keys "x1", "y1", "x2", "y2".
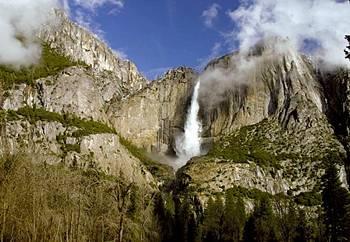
[{"x1": 174, "y1": 80, "x2": 202, "y2": 170}]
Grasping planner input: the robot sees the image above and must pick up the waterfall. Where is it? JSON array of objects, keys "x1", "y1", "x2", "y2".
[{"x1": 174, "y1": 80, "x2": 202, "y2": 169}]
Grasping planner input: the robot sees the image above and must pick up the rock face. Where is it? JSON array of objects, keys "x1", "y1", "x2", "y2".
[
  {"x1": 40, "y1": 11, "x2": 146, "y2": 98},
  {"x1": 0, "y1": 12, "x2": 199, "y2": 189},
  {"x1": 319, "y1": 69, "x2": 350, "y2": 183},
  {"x1": 0, "y1": 119, "x2": 155, "y2": 186},
  {"x1": 177, "y1": 43, "x2": 348, "y2": 203},
  {"x1": 200, "y1": 44, "x2": 323, "y2": 138},
  {"x1": 3, "y1": 67, "x2": 110, "y2": 123},
  {"x1": 108, "y1": 67, "x2": 198, "y2": 153},
  {"x1": 0, "y1": 13, "x2": 158, "y2": 188},
  {"x1": 1, "y1": 11, "x2": 350, "y2": 214}
]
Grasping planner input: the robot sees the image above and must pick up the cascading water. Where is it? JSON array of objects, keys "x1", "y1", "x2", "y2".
[{"x1": 174, "y1": 80, "x2": 202, "y2": 169}]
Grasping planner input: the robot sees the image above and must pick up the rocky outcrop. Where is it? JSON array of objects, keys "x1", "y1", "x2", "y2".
[
  {"x1": 2, "y1": 67, "x2": 110, "y2": 123},
  {"x1": 0, "y1": 13, "x2": 158, "y2": 189},
  {"x1": 0, "y1": 119, "x2": 155, "y2": 186},
  {"x1": 108, "y1": 67, "x2": 198, "y2": 153},
  {"x1": 180, "y1": 118, "x2": 344, "y2": 201},
  {"x1": 40, "y1": 11, "x2": 146, "y2": 98}
]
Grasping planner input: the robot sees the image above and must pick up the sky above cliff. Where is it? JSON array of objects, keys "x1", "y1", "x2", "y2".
[
  {"x1": 67, "y1": 0, "x2": 241, "y2": 79},
  {"x1": 1, "y1": 0, "x2": 349, "y2": 76},
  {"x1": 65, "y1": 0, "x2": 350, "y2": 79}
]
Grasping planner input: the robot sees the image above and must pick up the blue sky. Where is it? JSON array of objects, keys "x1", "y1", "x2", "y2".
[
  {"x1": 69, "y1": 1, "x2": 241, "y2": 79},
  {"x1": 68, "y1": 0, "x2": 350, "y2": 78}
]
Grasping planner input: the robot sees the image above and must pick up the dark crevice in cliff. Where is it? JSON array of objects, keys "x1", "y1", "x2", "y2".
[{"x1": 319, "y1": 69, "x2": 350, "y2": 183}]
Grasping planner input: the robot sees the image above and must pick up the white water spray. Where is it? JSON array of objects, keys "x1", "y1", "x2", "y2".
[{"x1": 174, "y1": 80, "x2": 202, "y2": 169}]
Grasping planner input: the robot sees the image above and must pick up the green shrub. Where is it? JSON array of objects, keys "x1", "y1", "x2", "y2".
[
  {"x1": 17, "y1": 106, "x2": 64, "y2": 124},
  {"x1": 4, "y1": 107, "x2": 115, "y2": 138},
  {"x1": 0, "y1": 44, "x2": 85, "y2": 89},
  {"x1": 64, "y1": 143, "x2": 81, "y2": 153},
  {"x1": 208, "y1": 121, "x2": 280, "y2": 168},
  {"x1": 227, "y1": 185, "x2": 273, "y2": 200},
  {"x1": 294, "y1": 191, "x2": 321, "y2": 206}
]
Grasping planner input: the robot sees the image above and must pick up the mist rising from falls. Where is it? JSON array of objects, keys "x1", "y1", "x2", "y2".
[{"x1": 174, "y1": 80, "x2": 202, "y2": 170}]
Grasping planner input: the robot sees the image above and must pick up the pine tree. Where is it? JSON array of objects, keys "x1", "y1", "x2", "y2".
[
  {"x1": 154, "y1": 193, "x2": 175, "y2": 242},
  {"x1": 322, "y1": 163, "x2": 350, "y2": 242},
  {"x1": 274, "y1": 197, "x2": 298, "y2": 242},
  {"x1": 243, "y1": 195, "x2": 277, "y2": 242},
  {"x1": 173, "y1": 196, "x2": 199, "y2": 242},
  {"x1": 222, "y1": 189, "x2": 246, "y2": 242},
  {"x1": 202, "y1": 195, "x2": 225, "y2": 242},
  {"x1": 294, "y1": 210, "x2": 312, "y2": 242}
]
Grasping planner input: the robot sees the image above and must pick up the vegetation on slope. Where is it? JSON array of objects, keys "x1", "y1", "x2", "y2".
[
  {"x1": 119, "y1": 136, "x2": 174, "y2": 181},
  {"x1": 207, "y1": 118, "x2": 343, "y2": 170},
  {"x1": 208, "y1": 120, "x2": 282, "y2": 168},
  {"x1": 0, "y1": 154, "x2": 159, "y2": 242},
  {"x1": 0, "y1": 106, "x2": 115, "y2": 138},
  {"x1": 155, "y1": 160, "x2": 350, "y2": 242},
  {"x1": 0, "y1": 44, "x2": 85, "y2": 89},
  {"x1": 1, "y1": 107, "x2": 172, "y2": 179}
]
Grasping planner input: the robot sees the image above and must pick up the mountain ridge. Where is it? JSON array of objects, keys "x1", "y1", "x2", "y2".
[{"x1": 0, "y1": 12, "x2": 350, "y2": 242}]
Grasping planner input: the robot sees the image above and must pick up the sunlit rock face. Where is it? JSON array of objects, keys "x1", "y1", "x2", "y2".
[
  {"x1": 0, "y1": 12, "x2": 156, "y2": 188},
  {"x1": 2, "y1": 67, "x2": 109, "y2": 123},
  {"x1": 40, "y1": 10, "x2": 146, "y2": 98},
  {"x1": 108, "y1": 67, "x2": 198, "y2": 153},
  {"x1": 0, "y1": 119, "x2": 155, "y2": 187},
  {"x1": 0, "y1": 9, "x2": 349, "y2": 212}
]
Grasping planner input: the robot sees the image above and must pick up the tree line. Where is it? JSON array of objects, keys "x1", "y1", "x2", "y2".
[{"x1": 155, "y1": 163, "x2": 350, "y2": 242}]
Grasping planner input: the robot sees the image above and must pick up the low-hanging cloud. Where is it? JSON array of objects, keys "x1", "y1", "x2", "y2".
[
  {"x1": 0, "y1": 0, "x2": 59, "y2": 67},
  {"x1": 199, "y1": 40, "x2": 294, "y2": 109},
  {"x1": 198, "y1": 0, "x2": 350, "y2": 110},
  {"x1": 228, "y1": 0, "x2": 350, "y2": 67}
]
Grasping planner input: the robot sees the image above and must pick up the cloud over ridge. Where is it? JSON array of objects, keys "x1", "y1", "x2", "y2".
[
  {"x1": 0, "y1": 0, "x2": 59, "y2": 67},
  {"x1": 228, "y1": 0, "x2": 350, "y2": 67}
]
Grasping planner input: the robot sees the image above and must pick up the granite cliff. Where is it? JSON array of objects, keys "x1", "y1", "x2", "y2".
[{"x1": 0, "y1": 11, "x2": 350, "y2": 242}]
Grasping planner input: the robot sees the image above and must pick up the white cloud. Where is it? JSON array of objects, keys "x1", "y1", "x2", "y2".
[
  {"x1": 74, "y1": 9, "x2": 106, "y2": 39},
  {"x1": 113, "y1": 49, "x2": 127, "y2": 59},
  {"x1": 66, "y1": 0, "x2": 124, "y2": 40},
  {"x1": 72, "y1": 0, "x2": 124, "y2": 12},
  {"x1": 202, "y1": 3, "x2": 220, "y2": 28},
  {"x1": 228, "y1": 0, "x2": 350, "y2": 67},
  {"x1": 0, "y1": 0, "x2": 59, "y2": 67}
]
